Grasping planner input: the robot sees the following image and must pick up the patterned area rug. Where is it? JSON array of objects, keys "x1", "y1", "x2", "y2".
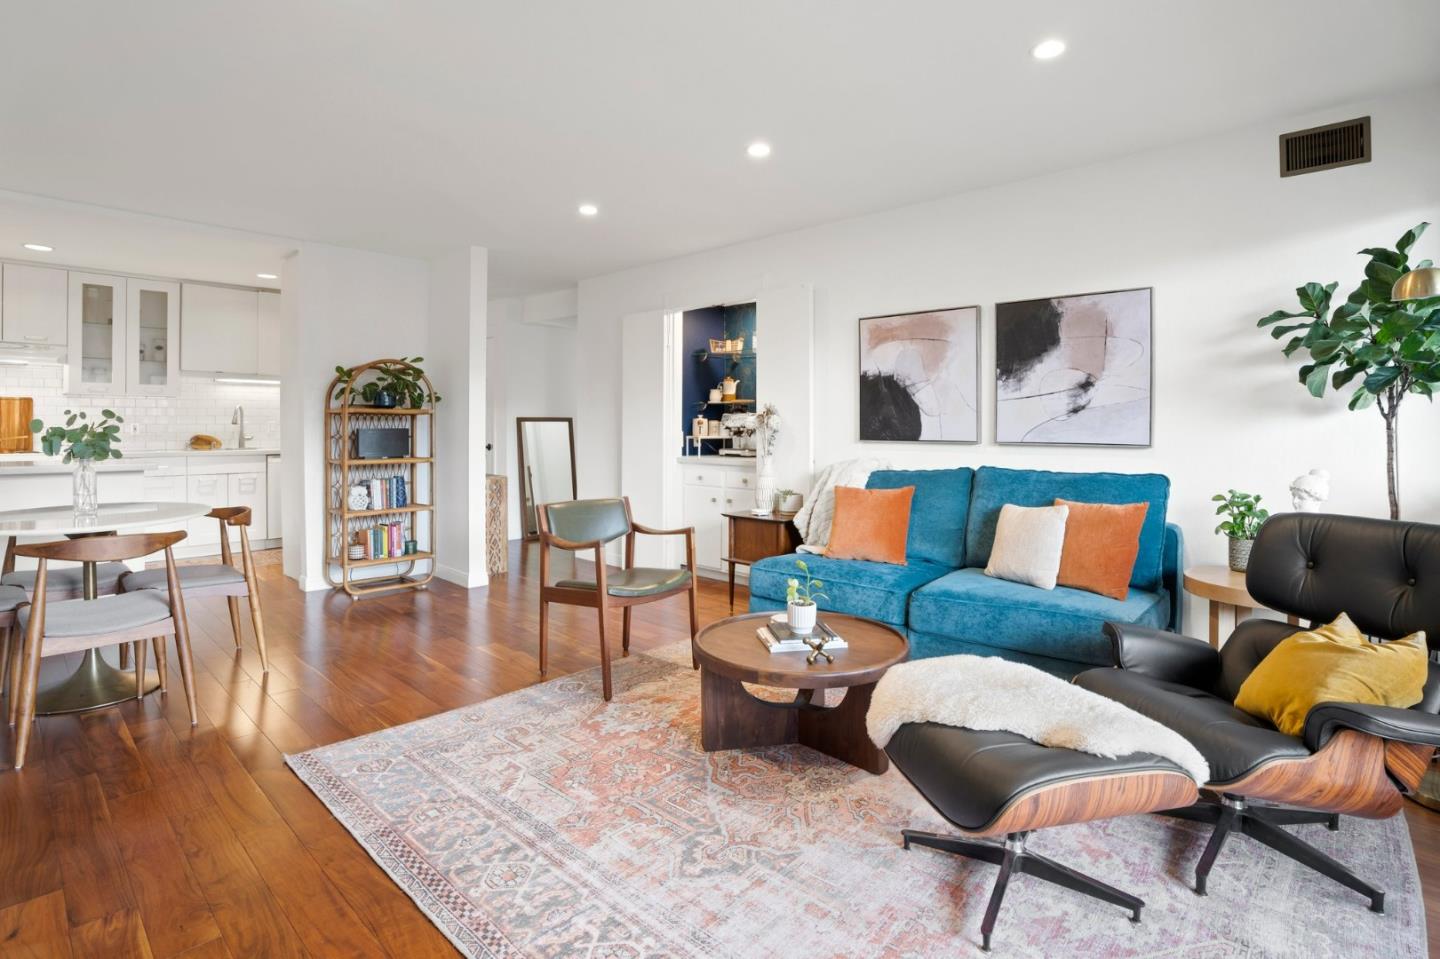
[{"x1": 288, "y1": 646, "x2": 1426, "y2": 957}]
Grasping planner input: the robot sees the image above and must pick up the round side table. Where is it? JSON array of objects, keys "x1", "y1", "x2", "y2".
[{"x1": 1183, "y1": 564, "x2": 1300, "y2": 648}]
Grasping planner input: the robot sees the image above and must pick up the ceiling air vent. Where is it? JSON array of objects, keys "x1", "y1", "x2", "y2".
[{"x1": 1279, "y1": 116, "x2": 1370, "y2": 177}]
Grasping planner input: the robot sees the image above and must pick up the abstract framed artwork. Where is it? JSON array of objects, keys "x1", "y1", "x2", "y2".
[
  {"x1": 858, "y1": 305, "x2": 980, "y2": 443},
  {"x1": 995, "y1": 287, "x2": 1153, "y2": 447}
]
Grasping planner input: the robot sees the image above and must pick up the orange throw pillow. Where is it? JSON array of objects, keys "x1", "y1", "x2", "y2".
[
  {"x1": 1054, "y1": 498, "x2": 1148, "y2": 600},
  {"x1": 826, "y1": 486, "x2": 914, "y2": 565}
]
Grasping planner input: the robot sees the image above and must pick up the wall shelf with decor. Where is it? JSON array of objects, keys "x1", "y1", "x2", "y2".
[{"x1": 323, "y1": 358, "x2": 436, "y2": 598}]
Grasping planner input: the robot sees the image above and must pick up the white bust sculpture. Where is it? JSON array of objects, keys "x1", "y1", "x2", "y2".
[{"x1": 1289, "y1": 469, "x2": 1331, "y2": 513}]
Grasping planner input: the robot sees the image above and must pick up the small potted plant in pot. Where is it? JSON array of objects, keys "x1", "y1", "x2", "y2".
[
  {"x1": 777, "y1": 489, "x2": 803, "y2": 513},
  {"x1": 785, "y1": 558, "x2": 828, "y2": 637},
  {"x1": 1213, "y1": 489, "x2": 1269, "y2": 572}
]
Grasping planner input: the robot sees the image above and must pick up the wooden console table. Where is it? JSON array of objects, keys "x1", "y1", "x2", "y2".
[
  {"x1": 722, "y1": 510, "x2": 802, "y2": 611},
  {"x1": 1184, "y1": 564, "x2": 1300, "y2": 648}
]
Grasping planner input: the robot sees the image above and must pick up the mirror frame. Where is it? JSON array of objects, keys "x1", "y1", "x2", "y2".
[{"x1": 516, "y1": 416, "x2": 578, "y2": 542}]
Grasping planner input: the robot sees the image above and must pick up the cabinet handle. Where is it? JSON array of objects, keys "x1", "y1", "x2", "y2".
[
  {"x1": 726, "y1": 498, "x2": 733, "y2": 505},
  {"x1": 741, "y1": 477, "x2": 749, "y2": 485},
  {"x1": 709, "y1": 497, "x2": 716, "y2": 504},
  {"x1": 697, "y1": 475, "x2": 704, "y2": 482},
  {"x1": 23, "y1": 335, "x2": 48, "y2": 342}
]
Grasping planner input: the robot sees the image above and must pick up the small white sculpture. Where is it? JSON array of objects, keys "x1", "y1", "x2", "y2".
[{"x1": 1289, "y1": 469, "x2": 1331, "y2": 513}]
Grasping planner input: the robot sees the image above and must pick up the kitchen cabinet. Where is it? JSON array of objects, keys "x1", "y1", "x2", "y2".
[
  {"x1": 266, "y1": 454, "x2": 282, "y2": 540},
  {"x1": 126, "y1": 279, "x2": 180, "y2": 396},
  {"x1": 257, "y1": 290, "x2": 282, "y2": 376},
  {"x1": 228, "y1": 471, "x2": 267, "y2": 540},
  {"x1": 680, "y1": 463, "x2": 755, "y2": 575},
  {"x1": 67, "y1": 272, "x2": 127, "y2": 394},
  {"x1": 185, "y1": 472, "x2": 226, "y2": 547},
  {"x1": 1, "y1": 263, "x2": 68, "y2": 346},
  {"x1": 181, "y1": 283, "x2": 259, "y2": 375}
]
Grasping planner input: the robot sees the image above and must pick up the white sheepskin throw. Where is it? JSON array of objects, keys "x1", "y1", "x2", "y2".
[
  {"x1": 866, "y1": 655, "x2": 1210, "y2": 784},
  {"x1": 793, "y1": 457, "x2": 892, "y2": 551}
]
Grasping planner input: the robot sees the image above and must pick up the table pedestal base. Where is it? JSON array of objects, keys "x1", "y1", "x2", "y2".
[
  {"x1": 699, "y1": 668, "x2": 888, "y2": 774},
  {"x1": 35, "y1": 649, "x2": 160, "y2": 716}
]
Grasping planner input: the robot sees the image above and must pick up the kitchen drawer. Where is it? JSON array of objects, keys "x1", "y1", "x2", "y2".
[
  {"x1": 143, "y1": 475, "x2": 187, "y2": 502},
  {"x1": 724, "y1": 470, "x2": 756, "y2": 492},
  {"x1": 185, "y1": 473, "x2": 226, "y2": 546},
  {"x1": 187, "y1": 454, "x2": 268, "y2": 476},
  {"x1": 125, "y1": 456, "x2": 186, "y2": 477},
  {"x1": 681, "y1": 466, "x2": 725, "y2": 489}
]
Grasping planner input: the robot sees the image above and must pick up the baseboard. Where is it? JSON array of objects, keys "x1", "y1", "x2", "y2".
[{"x1": 436, "y1": 563, "x2": 488, "y2": 589}]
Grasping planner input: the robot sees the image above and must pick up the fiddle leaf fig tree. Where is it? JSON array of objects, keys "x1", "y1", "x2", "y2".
[{"x1": 1258, "y1": 222, "x2": 1440, "y2": 519}]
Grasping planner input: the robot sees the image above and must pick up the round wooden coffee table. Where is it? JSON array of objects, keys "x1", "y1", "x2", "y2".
[{"x1": 693, "y1": 611, "x2": 908, "y2": 774}]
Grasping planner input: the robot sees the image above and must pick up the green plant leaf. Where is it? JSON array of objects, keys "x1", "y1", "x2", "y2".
[
  {"x1": 1258, "y1": 308, "x2": 1311, "y2": 327},
  {"x1": 1348, "y1": 386, "x2": 1376, "y2": 410},
  {"x1": 1365, "y1": 260, "x2": 1402, "y2": 287},
  {"x1": 28, "y1": 418, "x2": 42, "y2": 433},
  {"x1": 1364, "y1": 366, "x2": 1401, "y2": 393},
  {"x1": 1397, "y1": 223, "x2": 1428, "y2": 258},
  {"x1": 1303, "y1": 364, "x2": 1331, "y2": 397}
]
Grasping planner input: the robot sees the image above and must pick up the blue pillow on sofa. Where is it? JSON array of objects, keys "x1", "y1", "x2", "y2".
[{"x1": 866, "y1": 468, "x2": 974, "y2": 569}]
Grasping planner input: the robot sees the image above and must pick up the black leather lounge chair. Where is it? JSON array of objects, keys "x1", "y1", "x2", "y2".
[{"x1": 1075, "y1": 512, "x2": 1440, "y2": 912}]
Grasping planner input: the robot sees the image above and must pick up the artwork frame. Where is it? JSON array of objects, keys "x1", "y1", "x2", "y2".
[
  {"x1": 994, "y1": 287, "x2": 1153, "y2": 448},
  {"x1": 857, "y1": 305, "x2": 981, "y2": 444}
]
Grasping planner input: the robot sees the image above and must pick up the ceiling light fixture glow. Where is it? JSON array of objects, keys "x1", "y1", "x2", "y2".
[
  {"x1": 256, "y1": 273, "x2": 279, "y2": 280},
  {"x1": 22, "y1": 243, "x2": 54, "y2": 253},
  {"x1": 1031, "y1": 38, "x2": 1066, "y2": 60},
  {"x1": 746, "y1": 141, "x2": 772, "y2": 159},
  {"x1": 577, "y1": 203, "x2": 599, "y2": 217}
]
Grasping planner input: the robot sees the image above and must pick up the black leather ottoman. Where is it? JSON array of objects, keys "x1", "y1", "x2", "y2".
[{"x1": 887, "y1": 723, "x2": 1197, "y2": 950}]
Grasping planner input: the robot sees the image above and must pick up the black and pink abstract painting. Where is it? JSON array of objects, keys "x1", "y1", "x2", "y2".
[
  {"x1": 995, "y1": 288, "x2": 1152, "y2": 446},
  {"x1": 858, "y1": 306, "x2": 979, "y2": 442}
]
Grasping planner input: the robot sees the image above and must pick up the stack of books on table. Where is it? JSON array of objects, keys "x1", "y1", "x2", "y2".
[{"x1": 756, "y1": 617, "x2": 848, "y2": 653}]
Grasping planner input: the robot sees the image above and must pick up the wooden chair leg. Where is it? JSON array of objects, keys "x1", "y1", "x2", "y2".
[
  {"x1": 538, "y1": 599, "x2": 549, "y2": 675},
  {"x1": 151, "y1": 636, "x2": 168, "y2": 692},
  {"x1": 172, "y1": 620, "x2": 199, "y2": 727},
  {"x1": 245, "y1": 588, "x2": 269, "y2": 673},
  {"x1": 0, "y1": 622, "x2": 10, "y2": 702},
  {"x1": 14, "y1": 627, "x2": 43, "y2": 769},
  {"x1": 689, "y1": 581, "x2": 700, "y2": 670},
  {"x1": 119, "y1": 642, "x2": 130, "y2": 669},
  {"x1": 622, "y1": 607, "x2": 632, "y2": 656},
  {"x1": 225, "y1": 596, "x2": 244, "y2": 649},
  {"x1": 597, "y1": 602, "x2": 612, "y2": 702},
  {"x1": 132, "y1": 640, "x2": 147, "y2": 700},
  {"x1": 6, "y1": 626, "x2": 22, "y2": 727}
]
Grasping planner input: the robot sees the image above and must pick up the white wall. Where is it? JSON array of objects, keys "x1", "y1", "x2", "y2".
[
  {"x1": 486, "y1": 295, "x2": 578, "y2": 538},
  {"x1": 279, "y1": 241, "x2": 431, "y2": 590},
  {"x1": 577, "y1": 84, "x2": 1440, "y2": 635}
]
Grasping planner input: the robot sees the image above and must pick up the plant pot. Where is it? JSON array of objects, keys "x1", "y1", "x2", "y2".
[
  {"x1": 1228, "y1": 536, "x2": 1253, "y2": 573},
  {"x1": 787, "y1": 601, "x2": 817, "y2": 637},
  {"x1": 73, "y1": 459, "x2": 98, "y2": 516},
  {"x1": 373, "y1": 388, "x2": 398, "y2": 409},
  {"x1": 780, "y1": 492, "x2": 803, "y2": 513}
]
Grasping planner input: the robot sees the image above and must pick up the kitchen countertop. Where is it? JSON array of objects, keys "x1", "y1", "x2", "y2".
[{"x1": 0, "y1": 447, "x2": 280, "y2": 471}]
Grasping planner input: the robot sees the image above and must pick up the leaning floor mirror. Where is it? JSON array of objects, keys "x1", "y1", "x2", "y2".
[{"x1": 517, "y1": 417, "x2": 577, "y2": 541}]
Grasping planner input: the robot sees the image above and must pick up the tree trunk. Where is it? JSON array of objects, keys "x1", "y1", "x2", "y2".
[{"x1": 1384, "y1": 397, "x2": 1400, "y2": 521}]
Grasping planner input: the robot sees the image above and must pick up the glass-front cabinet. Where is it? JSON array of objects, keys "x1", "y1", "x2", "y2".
[
  {"x1": 126, "y1": 279, "x2": 180, "y2": 396},
  {"x1": 67, "y1": 272, "x2": 127, "y2": 395}
]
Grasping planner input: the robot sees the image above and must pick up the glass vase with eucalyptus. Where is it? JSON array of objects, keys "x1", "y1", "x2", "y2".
[{"x1": 30, "y1": 408, "x2": 126, "y2": 516}]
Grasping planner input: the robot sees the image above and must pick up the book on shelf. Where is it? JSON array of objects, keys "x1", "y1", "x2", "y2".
[{"x1": 756, "y1": 619, "x2": 848, "y2": 653}]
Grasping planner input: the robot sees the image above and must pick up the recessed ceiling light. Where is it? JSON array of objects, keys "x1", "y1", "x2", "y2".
[
  {"x1": 22, "y1": 243, "x2": 54, "y2": 253},
  {"x1": 257, "y1": 273, "x2": 278, "y2": 280},
  {"x1": 577, "y1": 203, "x2": 599, "y2": 217},
  {"x1": 746, "y1": 141, "x2": 772, "y2": 159},
  {"x1": 1031, "y1": 38, "x2": 1066, "y2": 60}
]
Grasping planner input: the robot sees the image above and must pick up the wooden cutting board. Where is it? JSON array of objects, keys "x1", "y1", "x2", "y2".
[{"x1": 0, "y1": 397, "x2": 34, "y2": 453}]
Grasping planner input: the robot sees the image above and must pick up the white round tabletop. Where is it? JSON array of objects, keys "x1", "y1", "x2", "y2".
[{"x1": 0, "y1": 501, "x2": 211, "y2": 536}]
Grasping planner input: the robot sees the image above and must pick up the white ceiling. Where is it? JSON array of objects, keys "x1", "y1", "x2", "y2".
[{"x1": 1, "y1": 1, "x2": 1437, "y2": 296}]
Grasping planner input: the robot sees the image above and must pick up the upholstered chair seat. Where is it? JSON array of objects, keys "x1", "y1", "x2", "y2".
[
  {"x1": 122, "y1": 564, "x2": 246, "y2": 592},
  {"x1": 556, "y1": 567, "x2": 691, "y2": 598},
  {"x1": 3, "y1": 562, "x2": 129, "y2": 597},
  {"x1": 18, "y1": 591, "x2": 175, "y2": 638}
]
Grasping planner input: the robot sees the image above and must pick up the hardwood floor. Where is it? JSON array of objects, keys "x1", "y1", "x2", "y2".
[{"x1": 1, "y1": 542, "x2": 1438, "y2": 957}]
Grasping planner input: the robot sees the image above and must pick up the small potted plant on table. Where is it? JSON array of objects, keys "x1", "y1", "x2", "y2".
[
  {"x1": 1213, "y1": 489, "x2": 1269, "y2": 572},
  {"x1": 30, "y1": 408, "x2": 125, "y2": 516},
  {"x1": 785, "y1": 558, "x2": 828, "y2": 637}
]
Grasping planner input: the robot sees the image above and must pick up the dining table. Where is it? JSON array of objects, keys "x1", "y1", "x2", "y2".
[{"x1": 0, "y1": 501, "x2": 211, "y2": 715}]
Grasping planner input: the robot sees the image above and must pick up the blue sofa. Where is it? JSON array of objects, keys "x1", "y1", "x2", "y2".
[{"x1": 748, "y1": 466, "x2": 1183, "y2": 677}]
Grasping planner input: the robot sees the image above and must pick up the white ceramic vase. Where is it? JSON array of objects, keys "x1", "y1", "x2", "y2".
[
  {"x1": 73, "y1": 459, "x2": 98, "y2": 516},
  {"x1": 787, "y1": 600, "x2": 817, "y2": 636},
  {"x1": 753, "y1": 455, "x2": 777, "y2": 514}
]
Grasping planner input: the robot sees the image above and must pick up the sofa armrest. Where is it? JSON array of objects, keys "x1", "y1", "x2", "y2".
[
  {"x1": 1303, "y1": 701, "x2": 1440, "y2": 752},
  {"x1": 1102, "y1": 622, "x2": 1220, "y2": 689}
]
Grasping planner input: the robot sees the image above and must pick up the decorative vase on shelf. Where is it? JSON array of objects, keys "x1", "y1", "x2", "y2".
[
  {"x1": 373, "y1": 388, "x2": 398, "y2": 409},
  {"x1": 1228, "y1": 537, "x2": 1253, "y2": 573},
  {"x1": 753, "y1": 455, "x2": 777, "y2": 515},
  {"x1": 73, "y1": 460, "x2": 98, "y2": 516},
  {"x1": 787, "y1": 600, "x2": 817, "y2": 637}
]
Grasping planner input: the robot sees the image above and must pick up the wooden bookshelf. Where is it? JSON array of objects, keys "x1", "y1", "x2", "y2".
[{"x1": 323, "y1": 359, "x2": 436, "y2": 598}]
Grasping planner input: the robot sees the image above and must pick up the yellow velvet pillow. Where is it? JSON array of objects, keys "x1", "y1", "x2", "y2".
[
  {"x1": 825, "y1": 485, "x2": 914, "y2": 565},
  {"x1": 1234, "y1": 613, "x2": 1428, "y2": 736}
]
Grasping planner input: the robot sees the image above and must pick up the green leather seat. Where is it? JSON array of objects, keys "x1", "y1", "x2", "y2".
[{"x1": 557, "y1": 567, "x2": 691, "y2": 597}]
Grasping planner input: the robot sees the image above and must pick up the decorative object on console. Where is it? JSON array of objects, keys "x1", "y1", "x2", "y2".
[
  {"x1": 347, "y1": 485, "x2": 370, "y2": 511},
  {"x1": 784, "y1": 557, "x2": 827, "y2": 636},
  {"x1": 984, "y1": 502, "x2": 1069, "y2": 589},
  {"x1": 1054, "y1": 498, "x2": 1147, "y2": 600},
  {"x1": 825, "y1": 485, "x2": 914, "y2": 565},
  {"x1": 752, "y1": 403, "x2": 781, "y2": 513},
  {"x1": 30, "y1": 407, "x2": 125, "y2": 516},
  {"x1": 996, "y1": 288, "x2": 1152, "y2": 446},
  {"x1": 1257, "y1": 222, "x2": 1439, "y2": 520},
  {"x1": 778, "y1": 488, "x2": 803, "y2": 513},
  {"x1": 1290, "y1": 468, "x2": 1331, "y2": 512},
  {"x1": 1212, "y1": 488, "x2": 1269, "y2": 572},
  {"x1": 721, "y1": 374, "x2": 739, "y2": 400},
  {"x1": 858, "y1": 305, "x2": 979, "y2": 442},
  {"x1": 187, "y1": 433, "x2": 222, "y2": 450}
]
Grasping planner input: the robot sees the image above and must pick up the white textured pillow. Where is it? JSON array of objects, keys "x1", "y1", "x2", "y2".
[{"x1": 985, "y1": 504, "x2": 1070, "y2": 590}]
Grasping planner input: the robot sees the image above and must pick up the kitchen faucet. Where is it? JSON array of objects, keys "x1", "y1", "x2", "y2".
[{"x1": 232, "y1": 405, "x2": 253, "y2": 449}]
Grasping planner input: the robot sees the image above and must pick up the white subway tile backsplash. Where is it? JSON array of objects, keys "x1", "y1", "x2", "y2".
[{"x1": 0, "y1": 367, "x2": 280, "y2": 451}]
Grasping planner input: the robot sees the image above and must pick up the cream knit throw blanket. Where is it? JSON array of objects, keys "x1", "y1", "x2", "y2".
[
  {"x1": 866, "y1": 655, "x2": 1210, "y2": 783},
  {"x1": 792, "y1": 457, "x2": 892, "y2": 551}
]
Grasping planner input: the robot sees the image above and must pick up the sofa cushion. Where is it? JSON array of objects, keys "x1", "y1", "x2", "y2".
[
  {"x1": 749, "y1": 553, "x2": 951, "y2": 627},
  {"x1": 1075, "y1": 668, "x2": 1311, "y2": 784},
  {"x1": 827, "y1": 486, "x2": 914, "y2": 565},
  {"x1": 966, "y1": 467, "x2": 1170, "y2": 591},
  {"x1": 908, "y1": 567, "x2": 1169, "y2": 667},
  {"x1": 865, "y1": 468, "x2": 973, "y2": 568}
]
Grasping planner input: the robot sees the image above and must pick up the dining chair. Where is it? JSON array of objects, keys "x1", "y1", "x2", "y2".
[
  {"x1": 0, "y1": 585, "x2": 29, "y2": 718},
  {"x1": 119, "y1": 507, "x2": 269, "y2": 673},
  {"x1": 2, "y1": 536, "x2": 128, "y2": 600},
  {"x1": 537, "y1": 497, "x2": 697, "y2": 701},
  {"x1": 9, "y1": 531, "x2": 199, "y2": 769}
]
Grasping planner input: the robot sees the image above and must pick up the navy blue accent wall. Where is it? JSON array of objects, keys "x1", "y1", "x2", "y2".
[
  {"x1": 681, "y1": 307, "x2": 725, "y2": 452},
  {"x1": 722, "y1": 302, "x2": 757, "y2": 404}
]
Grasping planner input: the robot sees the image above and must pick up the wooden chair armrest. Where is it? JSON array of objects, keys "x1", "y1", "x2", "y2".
[
  {"x1": 540, "y1": 530, "x2": 607, "y2": 552},
  {"x1": 630, "y1": 522, "x2": 694, "y2": 538}
]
